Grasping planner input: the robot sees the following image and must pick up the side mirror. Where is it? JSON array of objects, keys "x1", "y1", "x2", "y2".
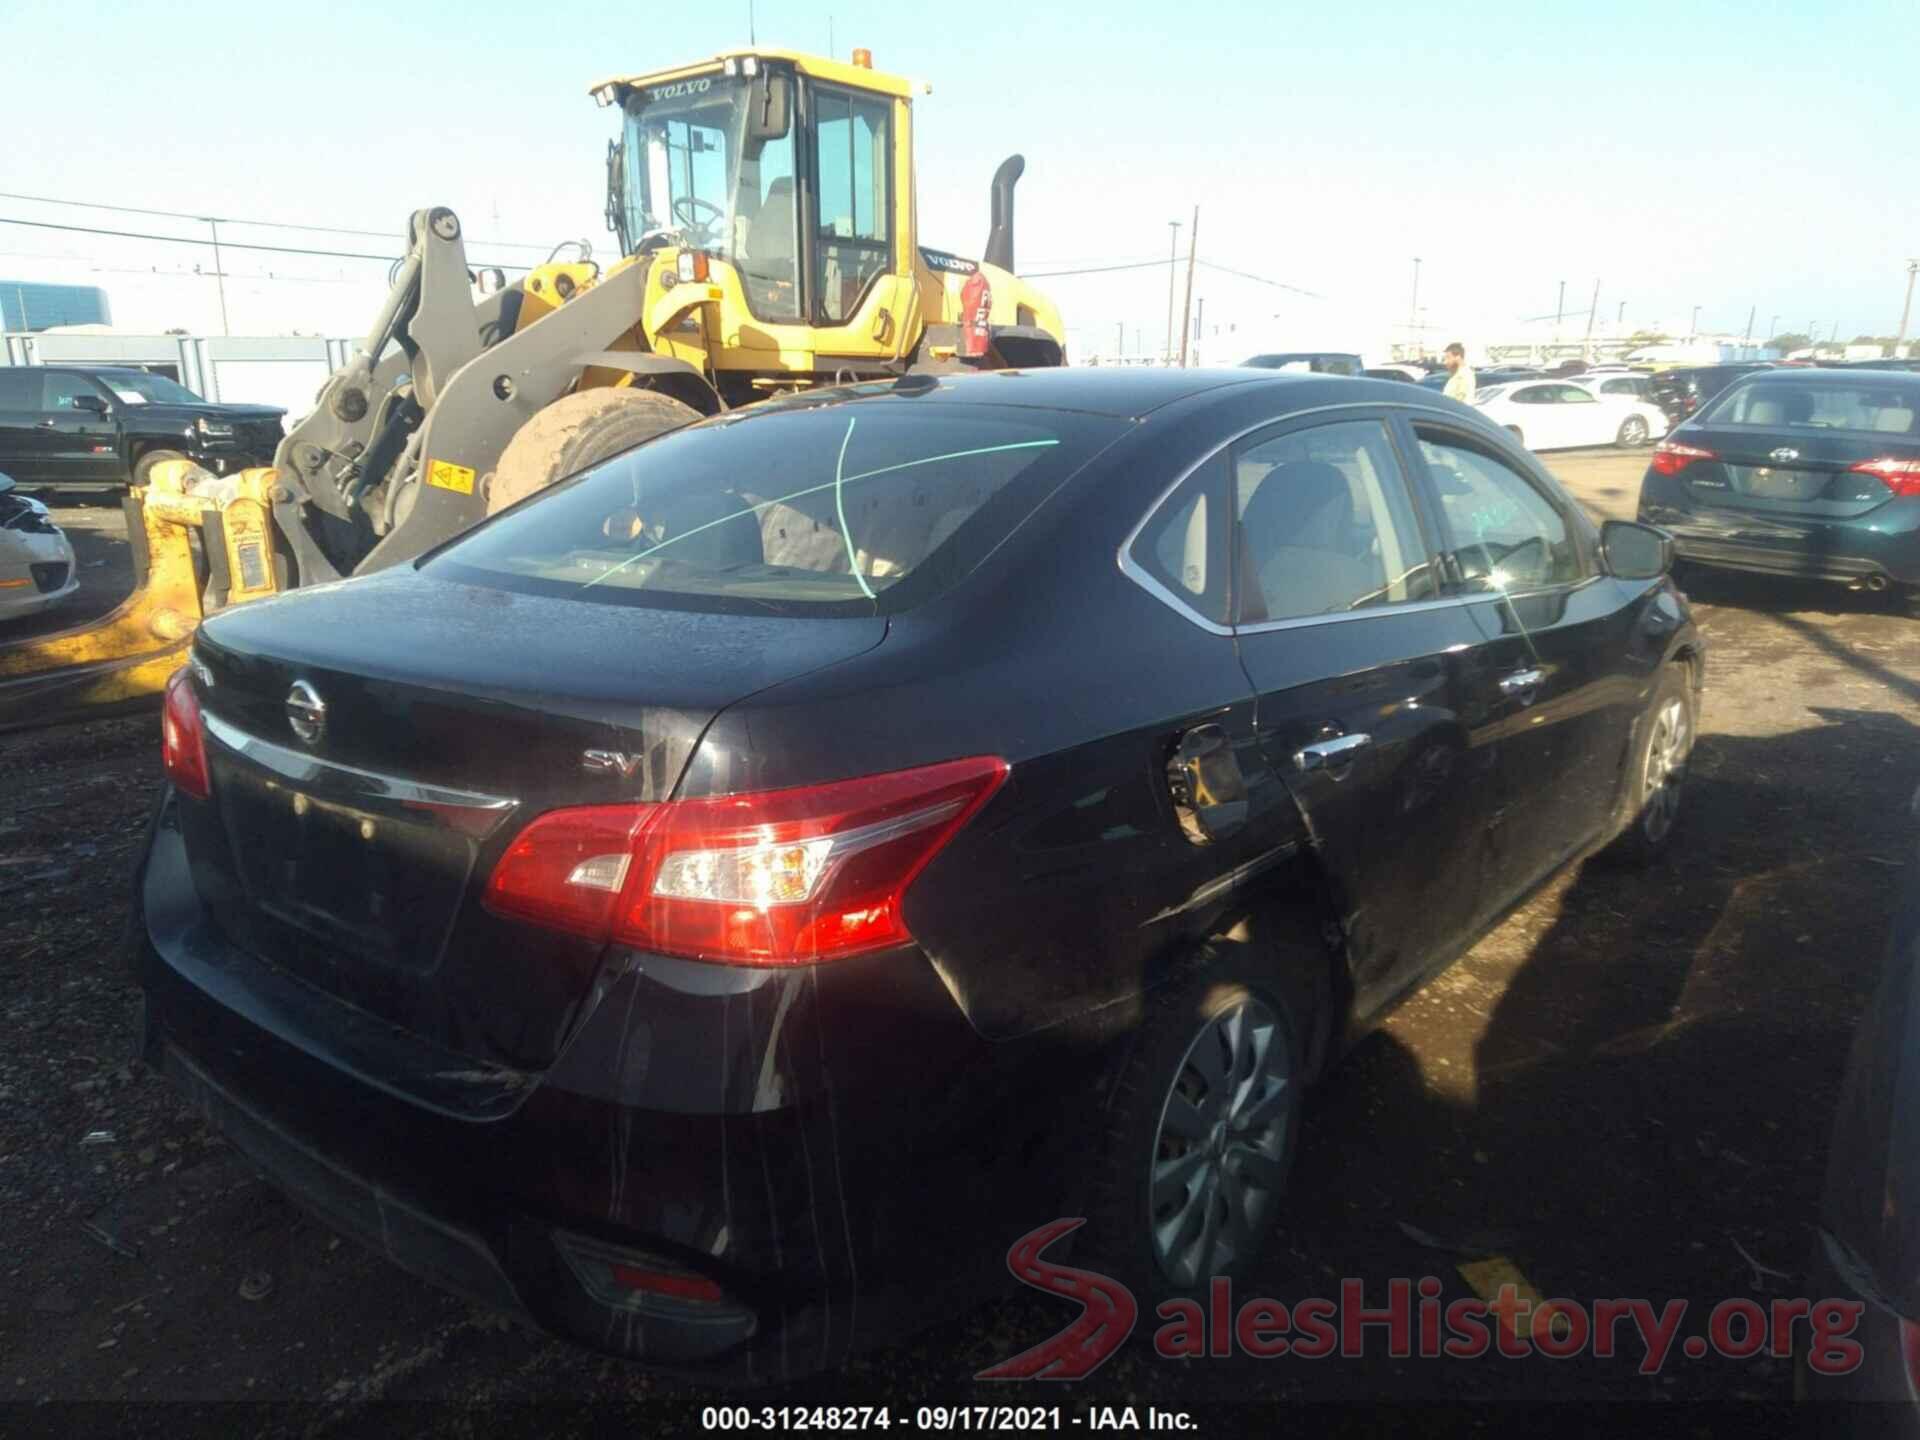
[
  {"x1": 0, "y1": 472, "x2": 14, "y2": 496},
  {"x1": 1600, "y1": 519, "x2": 1673, "y2": 580},
  {"x1": 71, "y1": 393, "x2": 109, "y2": 414},
  {"x1": 745, "y1": 72, "x2": 792, "y2": 143}
]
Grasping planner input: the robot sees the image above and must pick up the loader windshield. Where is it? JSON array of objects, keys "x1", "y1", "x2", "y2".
[{"x1": 618, "y1": 73, "x2": 801, "y2": 322}]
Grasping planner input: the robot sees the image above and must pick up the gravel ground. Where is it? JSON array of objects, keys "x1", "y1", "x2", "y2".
[{"x1": 1, "y1": 451, "x2": 1916, "y2": 1433}]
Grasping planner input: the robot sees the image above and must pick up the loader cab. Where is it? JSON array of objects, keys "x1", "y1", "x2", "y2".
[{"x1": 603, "y1": 53, "x2": 909, "y2": 336}]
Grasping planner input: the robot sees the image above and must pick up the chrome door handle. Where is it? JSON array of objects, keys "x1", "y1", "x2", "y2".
[
  {"x1": 36, "y1": 419, "x2": 57, "y2": 428},
  {"x1": 1498, "y1": 667, "x2": 1546, "y2": 697},
  {"x1": 1293, "y1": 732, "x2": 1372, "y2": 774}
]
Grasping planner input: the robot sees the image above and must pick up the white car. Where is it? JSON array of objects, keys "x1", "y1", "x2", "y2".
[
  {"x1": 1472, "y1": 378, "x2": 1669, "y2": 451},
  {"x1": 0, "y1": 473, "x2": 79, "y2": 623}
]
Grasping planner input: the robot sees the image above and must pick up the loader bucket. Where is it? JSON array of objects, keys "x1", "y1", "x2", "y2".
[{"x1": 0, "y1": 463, "x2": 257, "y2": 733}]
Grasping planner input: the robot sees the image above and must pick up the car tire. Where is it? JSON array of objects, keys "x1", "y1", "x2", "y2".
[
  {"x1": 1505, "y1": 426, "x2": 1525, "y2": 447},
  {"x1": 1616, "y1": 416, "x2": 1650, "y2": 448},
  {"x1": 1602, "y1": 661, "x2": 1696, "y2": 866},
  {"x1": 132, "y1": 448, "x2": 190, "y2": 489},
  {"x1": 486, "y1": 388, "x2": 702, "y2": 515},
  {"x1": 1082, "y1": 936, "x2": 1315, "y2": 1302}
]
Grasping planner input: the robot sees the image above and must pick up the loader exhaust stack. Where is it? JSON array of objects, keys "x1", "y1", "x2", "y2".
[{"x1": 984, "y1": 154, "x2": 1024, "y2": 272}]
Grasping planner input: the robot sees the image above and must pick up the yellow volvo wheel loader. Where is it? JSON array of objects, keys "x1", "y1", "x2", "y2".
[{"x1": 0, "y1": 46, "x2": 1065, "y2": 731}]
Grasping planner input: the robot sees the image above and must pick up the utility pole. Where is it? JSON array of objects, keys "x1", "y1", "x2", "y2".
[
  {"x1": 1583, "y1": 279, "x2": 1600, "y2": 357},
  {"x1": 205, "y1": 217, "x2": 231, "y2": 337},
  {"x1": 1617, "y1": 300, "x2": 1626, "y2": 328},
  {"x1": 1177, "y1": 207, "x2": 1199, "y2": 368},
  {"x1": 12, "y1": 285, "x2": 26, "y2": 333},
  {"x1": 1768, "y1": 314, "x2": 1779, "y2": 339},
  {"x1": 1555, "y1": 279, "x2": 1565, "y2": 341},
  {"x1": 1409, "y1": 257, "x2": 1422, "y2": 358},
  {"x1": 1896, "y1": 260, "x2": 1919, "y2": 352},
  {"x1": 1115, "y1": 320, "x2": 1123, "y2": 363},
  {"x1": 1164, "y1": 220, "x2": 1182, "y2": 366},
  {"x1": 1743, "y1": 305, "x2": 1755, "y2": 348},
  {"x1": 1689, "y1": 305, "x2": 1701, "y2": 340},
  {"x1": 1195, "y1": 296, "x2": 1206, "y2": 358}
]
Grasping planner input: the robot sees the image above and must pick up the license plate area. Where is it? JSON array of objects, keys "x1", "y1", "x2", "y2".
[{"x1": 222, "y1": 774, "x2": 477, "y2": 971}]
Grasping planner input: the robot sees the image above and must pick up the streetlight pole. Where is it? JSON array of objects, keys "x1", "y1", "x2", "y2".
[
  {"x1": 1896, "y1": 260, "x2": 1919, "y2": 354},
  {"x1": 1164, "y1": 220, "x2": 1182, "y2": 366},
  {"x1": 1689, "y1": 305, "x2": 1701, "y2": 341},
  {"x1": 1409, "y1": 257, "x2": 1422, "y2": 359},
  {"x1": 203, "y1": 217, "x2": 233, "y2": 337},
  {"x1": 1768, "y1": 314, "x2": 1779, "y2": 339}
]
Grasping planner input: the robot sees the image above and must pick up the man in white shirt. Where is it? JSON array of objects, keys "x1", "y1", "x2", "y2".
[{"x1": 1441, "y1": 342, "x2": 1476, "y2": 403}]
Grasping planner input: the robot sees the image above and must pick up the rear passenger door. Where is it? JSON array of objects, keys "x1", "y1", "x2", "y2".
[
  {"x1": 0, "y1": 370, "x2": 42, "y2": 481},
  {"x1": 1229, "y1": 412, "x2": 1495, "y2": 1015},
  {"x1": 1401, "y1": 420, "x2": 1637, "y2": 913}
]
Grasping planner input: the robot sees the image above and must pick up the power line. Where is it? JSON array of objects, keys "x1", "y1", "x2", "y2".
[
  {"x1": 0, "y1": 216, "x2": 533, "y2": 272},
  {"x1": 1195, "y1": 260, "x2": 1321, "y2": 299},
  {"x1": 0, "y1": 189, "x2": 557, "y2": 252},
  {"x1": 1022, "y1": 255, "x2": 1323, "y2": 298}
]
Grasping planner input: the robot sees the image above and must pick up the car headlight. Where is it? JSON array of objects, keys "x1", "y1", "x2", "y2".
[{"x1": 195, "y1": 418, "x2": 235, "y2": 438}]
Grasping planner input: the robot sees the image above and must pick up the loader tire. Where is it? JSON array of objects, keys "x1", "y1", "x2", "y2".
[
  {"x1": 487, "y1": 388, "x2": 701, "y2": 515},
  {"x1": 133, "y1": 448, "x2": 191, "y2": 489}
]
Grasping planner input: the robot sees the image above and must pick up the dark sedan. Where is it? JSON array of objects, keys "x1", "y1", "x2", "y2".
[
  {"x1": 1636, "y1": 369, "x2": 1920, "y2": 601},
  {"x1": 1802, "y1": 779, "x2": 1920, "y2": 1415},
  {"x1": 132, "y1": 368, "x2": 1704, "y2": 1380},
  {"x1": 1644, "y1": 363, "x2": 1774, "y2": 426}
]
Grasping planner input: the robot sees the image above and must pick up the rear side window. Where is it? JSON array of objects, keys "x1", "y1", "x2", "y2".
[
  {"x1": 1700, "y1": 381, "x2": 1920, "y2": 436},
  {"x1": 1414, "y1": 430, "x2": 1584, "y2": 591},
  {"x1": 0, "y1": 371, "x2": 34, "y2": 408},
  {"x1": 1127, "y1": 452, "x2": 1231, "y2": 626},
  {"x1": 434, "y1": 400, "x2": 1124, "y2": 616}
]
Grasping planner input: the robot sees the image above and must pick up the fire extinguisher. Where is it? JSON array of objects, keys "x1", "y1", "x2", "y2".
[{"x1": 959, "y1": 270, "x2": 992, "y2": 361}]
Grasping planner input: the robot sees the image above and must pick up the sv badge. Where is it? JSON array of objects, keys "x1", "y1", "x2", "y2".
[{"x1": 582, "y1": 749, "x2": 644, "y2": 778}]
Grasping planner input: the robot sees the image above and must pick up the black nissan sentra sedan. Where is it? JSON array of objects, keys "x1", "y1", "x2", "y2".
[
  {"x1": 1637, "y1": 368, "x2": 1920, "y2": 603},
  {"x1": 134, "y1": 368, "x2": 1703, "y2": 1380}
]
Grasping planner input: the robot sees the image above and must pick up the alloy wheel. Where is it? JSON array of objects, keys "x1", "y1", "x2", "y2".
[
  {"x1": 1148, "y1": 998, "x2": 1295, "y2": 1288},
  {"x1": 1621, "y1": 417, "x2": 1648, "y2": 445},
  {"x1": 1640, "y1": 696, "x2": 1691, "y2": 843}
]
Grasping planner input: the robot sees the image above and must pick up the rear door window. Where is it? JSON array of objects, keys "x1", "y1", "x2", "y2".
[
  {"x1": 0, "y1": 371, "x2": 35, "y2": 408},
  {"x1": 1232, "y1": 418, "x2": 1438, "y2": 622},
  {"x1": 434, "y1": 399, "x2": 1124, "y2": 616}
]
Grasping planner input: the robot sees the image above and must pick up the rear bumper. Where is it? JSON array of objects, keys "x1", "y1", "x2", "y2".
[
  {"x1": 132, "y1": 788, "x2": 1054, "y2": 1381},
  {"x1": 1639, "y1": 479, "x2": 1920, "y2": 587},
  {"x1": 1797, "y1": 1226, "x2": 1919, "y2": 1423}
]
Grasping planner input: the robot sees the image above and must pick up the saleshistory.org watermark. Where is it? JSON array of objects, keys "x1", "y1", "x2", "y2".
[{"x1": 977, "y1": 1219, "x2": 1866, "y2": 1381}]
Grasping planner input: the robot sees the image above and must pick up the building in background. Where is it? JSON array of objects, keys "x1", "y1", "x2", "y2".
[{"x1": 1, "y1": 281, "x2": 112, "y2": 332}]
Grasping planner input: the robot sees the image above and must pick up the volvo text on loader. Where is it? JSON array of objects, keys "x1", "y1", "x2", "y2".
[{"x1": 0, "y1": 46, "x2": 1066, "y2": 731}]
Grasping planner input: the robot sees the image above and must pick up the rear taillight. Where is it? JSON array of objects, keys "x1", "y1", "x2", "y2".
[
  {"x1": 1849, "y1": 456, "x2": 1920, "y2": 498},
  {"x1": 484, "y1": 756, "x2": 1008, "y2": 965},
  {"x1": 1650, "y1": 439, "x2": 1717, "y2": 477},
  {"x1": 484, "y1": 804, "x2": 660, "y2": 940},
  {"x1": 161, "y1": 668, "x2": 210, "y2": 800},
  {"x1": 1902, "y1": 1316, "x2": 1920, "y2": 1398}
]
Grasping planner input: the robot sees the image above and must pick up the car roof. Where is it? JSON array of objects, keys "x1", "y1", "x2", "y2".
[
  {"x1": 805, "y1": 367, "x2": 1422, "y2": 419},
  {"x1": 1734, "y1": 367, "x2": 1920, "y2": 387}
]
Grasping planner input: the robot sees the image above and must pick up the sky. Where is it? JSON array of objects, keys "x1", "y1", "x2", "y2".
[{"x1": 2, "y1": 0, "x2": 1917, "y2": 360}]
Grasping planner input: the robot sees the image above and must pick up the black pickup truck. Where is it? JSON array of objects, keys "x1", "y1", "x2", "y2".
[{"x1": 0, "y1": 366, "x2": 285, "y2": 492}]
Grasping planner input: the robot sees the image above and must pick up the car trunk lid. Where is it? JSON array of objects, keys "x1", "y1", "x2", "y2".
[
  {"x1": 182, "y1": 567, "x2": 887, "y2": 1067},
  {"x1": 1681, "y1": 426, "x2": 1917, "y2": 521}
]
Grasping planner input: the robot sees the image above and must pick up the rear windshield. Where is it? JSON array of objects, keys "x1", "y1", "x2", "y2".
[
  {"x1": 1698, "y1": 380, "x2": 1920, "y2": 437},
  {"x1": 430, "y1": 397, "x2": 1125, "y2": 616}
]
